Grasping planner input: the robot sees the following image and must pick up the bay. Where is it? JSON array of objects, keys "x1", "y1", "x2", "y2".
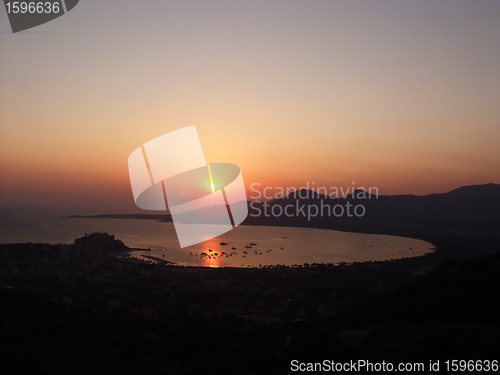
[{"x1": 0, "y1": 211, "x2": 434, "y2": 267}]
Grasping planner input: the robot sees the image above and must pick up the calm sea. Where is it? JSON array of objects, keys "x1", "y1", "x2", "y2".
[{"x1": 0, "y1": 209, "x2": 434, "y2": 267}]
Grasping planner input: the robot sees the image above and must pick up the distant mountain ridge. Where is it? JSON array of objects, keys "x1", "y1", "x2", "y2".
[
  {"x1": 243, "y1": 183, "x2": 500, "y2": 234},
  {"x1": 67, "y1": 183, "x2": 500, "y2": 235},
  {"x1": 441, "y1": 182, "x2": 500, "y2": 197}
]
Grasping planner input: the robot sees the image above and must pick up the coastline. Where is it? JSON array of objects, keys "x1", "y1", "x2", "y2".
[
  {"x1": 1, "y1": 230, "x2": 498, "y2": 373},
  {"x1": 58, "y1": 215, "x2": 500, "y2": 272}
]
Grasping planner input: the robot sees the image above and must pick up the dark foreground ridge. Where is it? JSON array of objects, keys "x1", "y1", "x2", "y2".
[{"x1": 0, "y1": 230, "x2": 499, "y2": 374}]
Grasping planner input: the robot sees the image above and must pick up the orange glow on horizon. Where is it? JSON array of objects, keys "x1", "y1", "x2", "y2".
[{"x1": 1, "y1": 1, "x2": 499, "y2": 212}]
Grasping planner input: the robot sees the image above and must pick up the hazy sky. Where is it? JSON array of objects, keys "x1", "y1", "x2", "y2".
[{"x1": 1, "y1": 1, "x2": 499, "y2": 213}]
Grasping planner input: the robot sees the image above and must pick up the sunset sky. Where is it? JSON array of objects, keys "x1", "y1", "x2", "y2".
[{"x1": 1, "y1": 1, "x2": 499, "y2": 214}]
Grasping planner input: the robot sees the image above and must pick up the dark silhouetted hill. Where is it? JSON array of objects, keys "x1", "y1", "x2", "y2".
[
  {"x1": 285, "y1": 251, "x2": 500, "y2": 363},
  {"x1": 244, "y1": 183, "x2": 500, "y2": 234},
  {"x1": 66, "y1": 184, "x2": 500, "y2": 237}
]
